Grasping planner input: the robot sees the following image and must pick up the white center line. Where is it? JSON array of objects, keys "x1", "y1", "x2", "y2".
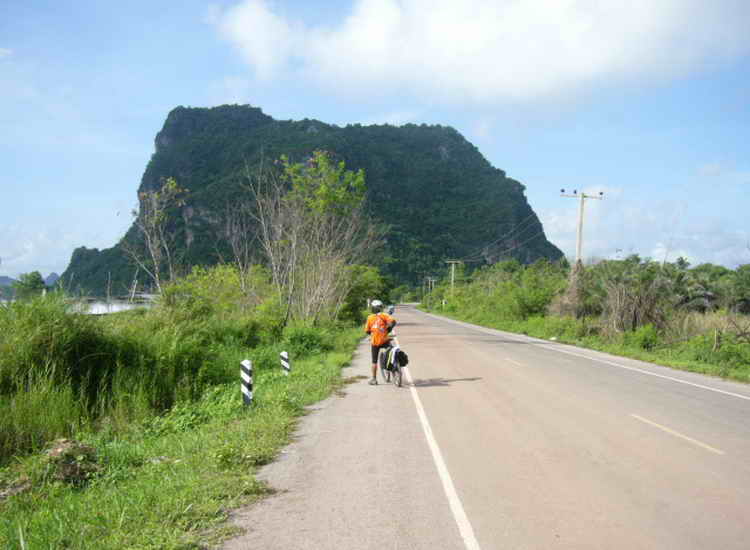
[
  {"x1": 505, "y1": 358, "x2": 523, "y2": 366},
  {"x1": 630, "y1": 414, "x2": 725, "y2": 455},
  {"x1": 403, "y1": 367, "x2": 482, "y2": 550}
]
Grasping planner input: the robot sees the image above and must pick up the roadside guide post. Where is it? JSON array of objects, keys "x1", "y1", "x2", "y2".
[
  {"x1": 240, "y1": 359, "x2": 253, "y2": 406},
  {"x1": 280, "y1": 351, "x2": 291, "y2": 376}
]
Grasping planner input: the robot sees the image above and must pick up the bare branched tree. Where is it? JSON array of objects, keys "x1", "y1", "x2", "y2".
[
  {"x1": 221, "y1": 198, "x2": 260, "y2": 294},
  {"x1": 244, "y1": 151, "x2": 383, "y2": 325},
  {"x1": 123, "y1": 177, "x2": 188, "y2": 293},
  {"x1": 726, "y1": 314, "x2": 750, "y2": 344}
]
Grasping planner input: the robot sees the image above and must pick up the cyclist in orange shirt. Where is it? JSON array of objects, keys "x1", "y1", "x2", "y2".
[{"x1": 365, "y1": 299, "x2": 396, "y2": 385}]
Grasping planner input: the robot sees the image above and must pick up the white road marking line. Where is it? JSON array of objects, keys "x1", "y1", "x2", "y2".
[
  {"x1": 403, "y1": 367, "x2": 482, "y2": 550},
  {"x1": 543, "y1": 346, "x2": 750, "y2": 403},
  {"x1": 423, "y1": 312, "x2": 750, "y2": 403},
  {"x1": 505, "y1": 358, "x2": 523, "y2": 366},
  {"x1": 630, "y1": 414, "x2": 725, "y2": 455}
]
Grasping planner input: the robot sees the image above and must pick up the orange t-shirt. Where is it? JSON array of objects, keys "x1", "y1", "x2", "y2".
[{"x1": 365, "y1": 312, "x2": 394, "y2": 346}]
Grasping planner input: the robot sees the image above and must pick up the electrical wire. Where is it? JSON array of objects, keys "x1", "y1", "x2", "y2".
[
  {"x1": 459, "y1": 212, "x2": 540, "y2": 261},
  {"x1": 490, "y1": 229, "x2": 547, "y2": 257},
  {"x1": 459, "y1": 215, "x2": 537, "y2": 261}
]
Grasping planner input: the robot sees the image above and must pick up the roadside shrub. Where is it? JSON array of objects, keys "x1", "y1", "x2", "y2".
[
  {"x1": 253, "y1": 294, "x2": 286, "y2": 343},
  {"x1": 283, "y1": 323, "x2": 334, "y2": 356},
  {"x1": 713, "y1": 338, "x2": 750, "y2": 370},
  {"x1": 681, "y1": 333, "x2": 715, "y2": 363},
  {"x1": 625, "y1": 324, "x2": 660, "y2": 350},
  {"x1": 159, "y1": 265, "x2": 244, "y2": 320}
]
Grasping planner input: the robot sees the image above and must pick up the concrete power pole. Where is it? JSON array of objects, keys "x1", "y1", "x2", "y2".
[
  {"x1": 445, "y1": 260, "x2": 462, "y2": 296},
  {"x1": 560, "y1": 189, "x2": 604, "y2": 264},
  {"x1": 427, "y1": 277, "x2": 438, "y2": 293}
]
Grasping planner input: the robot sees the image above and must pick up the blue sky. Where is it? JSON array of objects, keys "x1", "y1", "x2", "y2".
[{"x1": 2, "y1": 0, "x2": 749, "y2": 279}]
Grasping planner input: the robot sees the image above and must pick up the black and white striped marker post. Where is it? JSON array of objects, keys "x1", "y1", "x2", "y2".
[
  {"x1": 240, "y1": 359, "x2": 253, "y2": 406},
  {"x1": 280, "y1": 351, "x2": 291, "y2": 376}
]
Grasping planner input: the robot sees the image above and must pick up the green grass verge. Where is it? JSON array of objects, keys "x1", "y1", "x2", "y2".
[
  {"x1": 421, "y1": 306, "x2": 750, "y2": 384},
  {"x1": 0, "y1": 329, "x2": 362, "y2": 549}
]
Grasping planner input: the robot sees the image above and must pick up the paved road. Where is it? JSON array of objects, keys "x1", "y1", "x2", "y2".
[{"x1": 225, "y1": 305, "x2": 750, "y2": 549}]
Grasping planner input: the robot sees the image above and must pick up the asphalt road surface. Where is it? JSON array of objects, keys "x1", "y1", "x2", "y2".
[{"x1": 225, "y1": 305, "x2": 750, "y2": 550}]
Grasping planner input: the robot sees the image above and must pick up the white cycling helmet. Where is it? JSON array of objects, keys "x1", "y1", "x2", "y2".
[{"x1": 370, "y1": 299, "x2": 383, "y2": 313}]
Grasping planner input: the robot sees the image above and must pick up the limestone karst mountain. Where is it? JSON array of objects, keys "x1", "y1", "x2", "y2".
[{"x1": 62, "y1": 105, "x2": 562, "y2": 295}]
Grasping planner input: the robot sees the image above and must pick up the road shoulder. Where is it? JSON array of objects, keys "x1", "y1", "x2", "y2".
[{"x1": 223, "y1": 337, "x2": 464, "y2": 550}]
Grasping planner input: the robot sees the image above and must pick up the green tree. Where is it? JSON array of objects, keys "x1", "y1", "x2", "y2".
[
  {"x1": 338, "y1": 265, "x2": 387, "y2": 323},
  {"x1": 251, "y1": 151, "x2": 383, "y2": 324},
  {"x1": 12, "y1": 271, "x2": 46, "y2": 299},
  {"x1": 730, "y1": 264, "x2": 750, "y2": 313},
  {"x1": 282, "y1": 151, "x2": 366, "y2": 216},
  {"x1": 590, "y1": 257, "x2": 673, "y2": 333}
]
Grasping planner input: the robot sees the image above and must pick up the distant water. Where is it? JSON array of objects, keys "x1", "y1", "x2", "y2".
[
  {"x1": 78, "y1": 301, "x2": 152, "y2": 315},
  {"x1": 0, "y1": 299, "x2": 151, "y2": 314}
]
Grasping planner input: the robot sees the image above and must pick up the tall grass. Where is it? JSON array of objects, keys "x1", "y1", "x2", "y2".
[
  {"x1": 0, "y1": 327, "x2": 362, "y2": 549},
  {"x1": 0, "y1": 257, "x2": 376, "y2": 547},
  {"x1": 0, "y1": 265, "x2": 334, "y2": 464}
]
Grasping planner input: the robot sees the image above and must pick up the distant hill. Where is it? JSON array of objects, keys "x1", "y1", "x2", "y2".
[
  {"x1": 61, "y1": 105, "x2": 562, "y2": 295},
  {"x1": 0, "y1": 276, "x2": 16, "y2": 287},
  {"x1": 45, "y1": 273, "x2": 60, "y2": 287}
]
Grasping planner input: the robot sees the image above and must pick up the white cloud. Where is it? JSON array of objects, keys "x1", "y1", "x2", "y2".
[
  {"x1": 0, "y1": 48, "x2": 12, "y2": 59},
  {"x1": 211, "y1": 0, "x2": 750, "y2": 104},
  {"x1": 213, "y1": 0, "x2": 298, "y2": 80}
]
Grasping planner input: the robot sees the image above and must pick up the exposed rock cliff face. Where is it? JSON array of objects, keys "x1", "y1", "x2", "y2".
[{"x1": 62, "y1": 105, "x2": 562, "y2": 295}]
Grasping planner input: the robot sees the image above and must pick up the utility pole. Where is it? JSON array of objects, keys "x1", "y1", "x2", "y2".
[
  {"x1": 560, "y1": 189, "x2": 604, "y2": 264},
  {"x1": 417, "y1": 271, "x2": 430, "y2": 301},
  {"x1": 426, "y1": 277, "x2": 438, "y2": 293},
  {"x1": 445, "y1": 260, "x2": 462, "y2": 296}
]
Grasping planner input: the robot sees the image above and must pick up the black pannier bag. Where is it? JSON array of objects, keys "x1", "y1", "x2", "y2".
[{"x1": 396, "y1": 349, "x2": 409, "y2": 366}]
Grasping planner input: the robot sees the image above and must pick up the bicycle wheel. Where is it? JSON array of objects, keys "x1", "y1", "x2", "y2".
[
  {"x1": 379, "y1": 349, "x2": 390, "y2": 383},
  {"x1": 392, "y1": 361, "x2": 402, "y2": 387}
]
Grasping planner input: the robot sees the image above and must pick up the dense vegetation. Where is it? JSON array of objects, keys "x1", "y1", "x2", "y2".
[
  {"x1": 422, "y1": 256, "x2": 750, "y2": 382},
  {"x1": 61, "y1": 104, "x2": 561, "y2": 296},
  {"x1": 0, "y1": 154, "x2": 395, "y2": 548},
  {"x1": 0, "y1": 260, "x2": 396, "y2": 548}
]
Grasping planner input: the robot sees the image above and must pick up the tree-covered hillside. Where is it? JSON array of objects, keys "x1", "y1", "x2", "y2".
[{"x1": 61, "y1": 105, "x2": 562, "y2": 295}]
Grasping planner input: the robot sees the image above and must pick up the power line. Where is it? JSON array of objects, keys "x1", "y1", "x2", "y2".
[
  {"x1": 458, "y1": 212, "x2": 541, "y2": 262},
  {"x1": 484, "y1": 229, "x2": 547, "y2": 258},
  {"x1": 462, "y1": 212, "x2": 539, "y2": 260}
]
